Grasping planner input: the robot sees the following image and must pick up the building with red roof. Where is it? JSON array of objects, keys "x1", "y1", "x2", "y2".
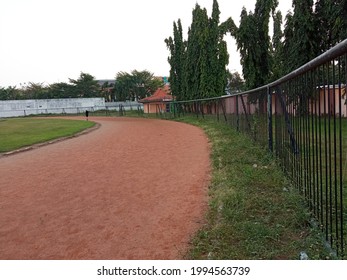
[{"x1": 139, "y1": 86, "x2": 174, "y2": 114}]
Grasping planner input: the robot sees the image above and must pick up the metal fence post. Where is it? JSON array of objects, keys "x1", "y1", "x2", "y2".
[
  {"x1": 267, "y1": 86, "x2": 273, "y2": 152},
  {"x1": 236, "y1": 95, "x2": 240, "y2": 132}
]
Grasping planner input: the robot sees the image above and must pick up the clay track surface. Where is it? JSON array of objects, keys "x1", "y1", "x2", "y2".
[{"x1": 0, "y1": 117, "x2": 210, "y2": 259}]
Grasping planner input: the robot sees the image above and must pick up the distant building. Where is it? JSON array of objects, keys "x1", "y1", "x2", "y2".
[{"x1": 139, "y1": 86, "x2": 173, "y2": 114}]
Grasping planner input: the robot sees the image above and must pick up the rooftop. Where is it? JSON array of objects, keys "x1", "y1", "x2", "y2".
[{"x1": 139, "y1": 87, "x2": 173, "y2": 103}]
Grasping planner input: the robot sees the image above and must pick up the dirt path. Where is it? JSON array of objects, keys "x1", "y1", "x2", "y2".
[{"x1": 0, "y1": 117, "x2": 210, "y2": 259}]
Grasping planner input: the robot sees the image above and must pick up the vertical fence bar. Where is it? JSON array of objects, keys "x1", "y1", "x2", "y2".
[
  {"x1": 323, "y1": 64, "x2": 329, "y2": 243},
  {"x1": 221, "y1": 99, "x2": 227, "y2": 123},
  {"x1": 332, "y1": 62, "x2": 339, "y2": 253},
  {"x1": 341, "y1": 54, "x2": 346, "y2": 257},
  {"x1": 236, "y1": 95, "x2": 240, "y2": 132},
  {"x1": 318, "y1": 65, "x2": 324, "y2": 233},
  {"x1": 328, "y1": 64, "x2": 333, "y2": 247},
  {"x1": 267, "y1": 86, "x2": 273, "y2": 152}
]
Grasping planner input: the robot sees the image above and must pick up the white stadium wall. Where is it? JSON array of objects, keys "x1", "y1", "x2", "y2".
[{"x1": 0, "y1": 98, "x2": 106, "y2": 118}]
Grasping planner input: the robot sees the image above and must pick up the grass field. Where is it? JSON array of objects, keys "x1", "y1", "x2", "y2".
[{"x1": 0, "y1": 117, "x2": 95, "y2": 153}]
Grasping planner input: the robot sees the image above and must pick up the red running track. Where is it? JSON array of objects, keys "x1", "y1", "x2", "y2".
[{"x1": 0, "y1": 117, "x2": 210, "y2": 259}]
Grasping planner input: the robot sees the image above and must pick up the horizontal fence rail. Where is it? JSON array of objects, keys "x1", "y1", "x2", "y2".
[{"x1": 167, "y1": 39, "x2": 347, "y2": 258}]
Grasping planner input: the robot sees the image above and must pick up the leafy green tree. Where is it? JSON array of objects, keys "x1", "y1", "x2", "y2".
[
  {"x1": 207, "y1": 0, "x2": 229, "y2": 98},
  {"x1": 227, "y1": 71, "x2": 245, "y2": 93},
  {"x1": 183, "y1": 4, "x2": 210, "y2": 100},
  {"x1": 282, "y1": 12, "x2": 295, "y2": 74},
  {"x1": 47, "y1": 82, "x2": 75, "y2": 99},
  {"x1": 21, "y1": 82, "x2": 48, "y2": 99},
  {"x1": 271, "y1": 10, "x2": 284, "y2": 80},
  {"x1": 338, "y1": 0, "x2": 347, "y2": 41},
  {"x1": 237, "y1": 8, "x2": 258, "y2": 90},
  {"x1": 315, "y1": 0, "x2": 347, "y2": 53},
  {"x1": 131, "y1": 70, "x2": 163, "y2": 100},
  {"x1": 114, "y1": 72, "x2": 133, "y2": 101},
  {"x1": 165, "y1": 19, "x2": 186, "y2": 101},
  {"x1": 0, "y1": 87, "x2": 12, "y2": 100},
  {"x1": 236, "y1": 0, "x2": 278, "y2": 90},
  {"x1": 0, "y1": 86, "x2": 21, "y2": 100},
  {"x1": 114, "y1": 70, "x2": 163, "y2": 101},
  {"x1": 284, "y1": 0, "x2": 318, "y2": 72},
  {"x1": 0, "y1": 87, "x2": 5, "y2": 100},
  {"x1": 69, "y1": 72, "x2": 100, "y2": 98},
  {"x1": 166, "y1": 0, "x2": 231, "y2": 100}
]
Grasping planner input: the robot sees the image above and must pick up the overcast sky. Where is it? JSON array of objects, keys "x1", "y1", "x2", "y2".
[{"x1": 0, "y1": 0, "x2": 293, "y2": 87}]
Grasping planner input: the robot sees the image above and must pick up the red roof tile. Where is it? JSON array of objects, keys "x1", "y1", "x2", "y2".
[{"x1": 139, "y1": 87, "x2": 173, "y2": 103}]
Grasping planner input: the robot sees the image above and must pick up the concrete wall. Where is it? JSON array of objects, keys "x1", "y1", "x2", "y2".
[
  {"x1": 142, "y1": 103, "x2": 169, "y2": 114},
  {"x1": 308, "y1": 88, "x2": 347, "y2": 117},
  {"x1": 0, "y1": 98, "x2": 105, "y2": 118}
]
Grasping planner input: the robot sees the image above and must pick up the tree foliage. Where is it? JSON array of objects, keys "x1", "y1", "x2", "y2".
[
  {"x1": 236, "y1": 0, "x2": 279, "y2": 89},
  {"x1": 0, "y1": 86, "x2": 22, "y2": 100},
  {"x1": 164, "y1": 0, "x2": 347, "y2": 100},
  {"x1": 0, "y1": 72, "x2": 101, "y2": 100},
  {"x1": 166, "y1": 0, "x2": 233, "y2": 100},
  {"x1": 315, "y1": 0, "x2": 347, "y2": 52},
  {"x1": 184, "y1": 4, "x2": 210, "y2": 100},
  {"x1": 165, "y1": 20, "x2": 186, "y2": 101},
  {"x1": 281, "y1": 0, "x2": 347, "y2": 76},
  {"x1": 226, "y1": 71, "x2": 245, "y2": 93},
  {"x1": 208, "y1": 0, "x2": 230, "y2": 98},
  {"x1": 68, "y1": 72, "x2": 100, "y2": 98},
  {"x1": 47, "y1": 82, "x2": 76, "y2": 99},
  {"x1": 114, "y1": 70, "x2": 163, "y2": 101},
  {"x1": 114, "y1": 72, "x2": 133, "y2": 101},
  {"x1": 287, "y1": 0, "x2": 318, "y2": 72},
  {"x1": 0, "y1": 69, "x2": 164, "y2": 101},
  {"x1": 271, "y1": 10, "x2": 284, "y2": 81}
]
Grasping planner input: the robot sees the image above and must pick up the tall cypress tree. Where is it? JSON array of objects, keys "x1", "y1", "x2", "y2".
[
  {"x1": 315, "y1": 0, "x2": 347, "y2": 53},
  {"x1": 338, "y1": 0, "x2": 347, "y2": 41},
  {"x1": 213, "y1": 0, "x2": 230, "y2": 97},
  {"x1": 201, "y1": 0, "x2": 230, "y2": 98},
  {"x1": 183, "y1": 4, "x2": 209, "y2": 100},
  {"x1": 287, "y1": 0, "x2": 318, "y2": 71},
  {"x1": 166, "y1": 0, "x2": 231, "y2": 101},
  {"x1": 282, "y1": 12, "x2": 295, "y2": 74},
  {"x1": 165, "y1": 19, "x2": 186, "y2": 101},
  {"x1": 254, "y1": 0, "x2": 277, "y2": 86},
  {"x1": 271, "y1": 10, "x2": 284, "y2": 81},
  {"x1": 315, "y1": 0, "x2": 338, "y2": 52},
  {"x1": 237, "y1": 0, "x2": 278, "y2": 89},
  {"x1": 206, "y1": 0, "x2": 220, "y2": 98},
  {"x1": 237, "y1": 8, "x2": 258, "y2": 89}
]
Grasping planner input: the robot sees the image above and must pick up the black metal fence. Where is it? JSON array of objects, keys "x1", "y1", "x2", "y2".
[{"x1": 169, "y1": 39, "x2": 347, "y2": 258}]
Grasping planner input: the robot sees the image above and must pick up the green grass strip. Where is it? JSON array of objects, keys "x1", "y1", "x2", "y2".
[
  {"x1": 174, "y1": 116, "x2": 333, "y2": 260},
  {"x1": 0, "y1": 117, "x2": 95, "y2": 153}
]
